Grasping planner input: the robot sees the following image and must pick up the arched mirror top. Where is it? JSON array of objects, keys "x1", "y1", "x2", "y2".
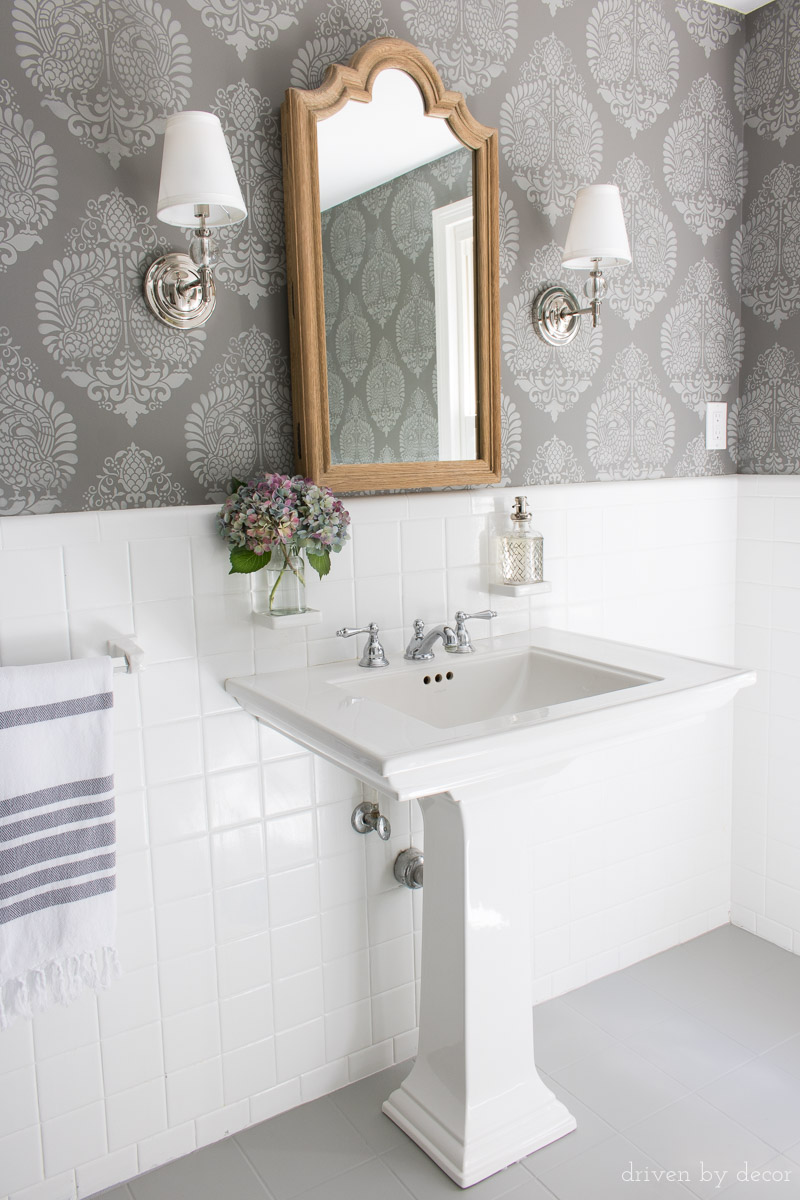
[{"x1": 282, "y1": 37, "x2": 501, "y2": 492}]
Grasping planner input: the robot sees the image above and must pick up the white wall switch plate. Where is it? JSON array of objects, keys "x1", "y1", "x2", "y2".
[{"x1": 706, "y1": 402, "x2": 727, "y2": 450}]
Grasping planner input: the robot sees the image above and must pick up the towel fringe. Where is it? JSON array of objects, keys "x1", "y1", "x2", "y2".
[{"x1": 0, "y1": 947, "x2": 121, "y2": 1031}]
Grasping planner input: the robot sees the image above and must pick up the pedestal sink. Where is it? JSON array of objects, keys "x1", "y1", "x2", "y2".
[{"x1": 227, "y1": 627, "x2": 754, "y2": 1188}]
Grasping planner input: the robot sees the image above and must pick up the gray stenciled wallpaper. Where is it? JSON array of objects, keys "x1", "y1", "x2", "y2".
[
  {"x1": 321, "y1": 148, "x2": 472, "y2": 465},
  {"x1": 732, "y1": 0, "x2": 800, "y2": 474},
  {"x1": 0, "y1": 0, "x2": 794, "y2": 514}
]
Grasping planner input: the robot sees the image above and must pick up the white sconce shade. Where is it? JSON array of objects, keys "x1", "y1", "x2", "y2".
[
  {"x1": 561, "y1": 184, "x2": 630, "y2": 269},
  {"x1": 156, "y1": 111, "x2": 247, "y2": 227}
]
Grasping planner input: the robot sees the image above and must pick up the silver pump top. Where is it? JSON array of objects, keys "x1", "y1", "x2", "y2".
[{"x1": 510, "y1": 495, "x2": 530, "y2": 523}]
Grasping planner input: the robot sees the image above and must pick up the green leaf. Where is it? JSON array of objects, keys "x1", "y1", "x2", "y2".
[
  {"x1": 229, "y1": 546, "x2": 270, "y2": 574},
  {"x1": 230, "y1": 477, "x2": 246, "y2": 492},
  {"x1": 306, "y1": 550, "x2": 331, "y2": 579}
]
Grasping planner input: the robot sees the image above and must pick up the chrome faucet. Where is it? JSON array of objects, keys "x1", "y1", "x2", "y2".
[
  {"x1": 405, "y1": 610, "x2": 496, "y2": 660},
  {"x1": 407, "y1": 622, "x2": 458, "y2": 661}
]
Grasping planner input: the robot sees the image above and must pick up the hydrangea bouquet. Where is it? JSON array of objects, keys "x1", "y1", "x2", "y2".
[{"x1": 217, "y1": 473, "x2": 350, "y2": 611}]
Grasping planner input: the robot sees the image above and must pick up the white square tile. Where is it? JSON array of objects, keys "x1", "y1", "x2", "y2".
[
  {"x1": 0, "y1": 613, "x2": 70, "y2": 667},
  {"x1": 147, "y1": 778, "x2": 207, "y2": 845},
  {"x1": 191, "y1": 536, "x2": 250, "y2": 596},
  {"x1": 133, "y1": 597, "x2": 196, "y2": 663},
  {"x1": 0, "y1": 1019, "x2": 33, "y2": 1074},
  {"x1": 401, "y1": 518, "x2": 445, "y2": 573},
  {"x1": 323, "y1": 949, "x2": 371, "y2": 1013},
  {"x1": 203, "y1": 710, "x2": 259, "y2": 773},
  {"x1": 211, "y1": 823, "x2": 266, "y2": 889},
  {"x1": 139, "y1": 659, "x2": 200, "y2": 726},
  {"x1": 324, "y1": 999, "x2": 372, "y2": 1061},
  {"x1": 221, "y1": 987, "x2": 274, "y2": 1052},
  {"x1": 105, "y1": 1078, "x2": 167, "y2": 1150},
  {"x1": 321, "y1": 900, "x2": 369, "y2": 962},
  {"x1": 217, "y1": 933, "x2": 271, "y2": 999},
  {"x1": 36, "y1": 1044, "x2": 103, "y2": 1121},
  {"x1": 151, "y1": 835, "x2": 211, "y2": 905},
  {"x1": 262, "y1": 754, "x2": 315, "y2": 816},
  {"x1": 318, "y1": 849, "x2": 366, "y2": 911},
  {"x1": 129, "y1": 538, "x2": 192, "y2": 603},
  {"x1": 223, "y1": 1038, "x2": 277, "y2": 1105},
  {"x1": 271, "y1": 916, "x2": 322, "y2": 980},
  {"x1": 207, "y1": 765, "x2": 261, "y2": 828},
  {"x1": 371, "y1": 983, "x2": 416, "y2": 1043},
  {"x1": 155, "y1": 892, "x2": 215, "y2": 960},
  {"x1": 143, "y1": 719, "x2": 204, "y2": 787},
  {"x1": 97, "y1": 965, "x2": 160, "y2": 1039},
  {"x1": 41, "y1": 1101, "x2": 106, "y2": 1176},
  {"x1": 163, "y1": 1003, "x2": 221, "y2": 1071},
  {"x1": 165, "y1": 1058, "x2": 224, "y2": 1126},
  {"x1": 64, "y1": 544, "x2": 130, "y2": 611},
  {"x1": 353, "y1": 522, "x2": 401, "y2": 578},
  {"x1": 0, "y1": 1065, "x2": 38, "y2": 1134},
  {"x1": 0, "y1": 1125, "x2": 44, "y2": 1196},
  {"x1": 268, "y1": 863, "x2": 320, "y2": 928},
  {"x1": 213, "y1": 878, "x2": 269, "y2": 944},
  {"x1": 273, "y1": 968, "x2": 324, "y2": 1033},
  {"x1": 265, "y1": 810, "x2": 316, "y2": 873},
  {"x1": 158, "y1": 948, "x2": 218, "y2": 1018},
  {"x1": 32, "y1": 990, "x2": 99, "y2": 1060},
  {"x1": 274, "y1": 1018, "x2": 326, "y2": 1083},
  {"x1": 101, "y1": 1022, "x2": 163, "y2": 1095},
  {"x1": 194, "y1": 589, "x2": 254, "y2": 658}
]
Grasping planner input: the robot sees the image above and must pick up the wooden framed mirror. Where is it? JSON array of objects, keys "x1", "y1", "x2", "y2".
[{"x1": 281, "y1": 37, "x2": 501, "y2": 492}]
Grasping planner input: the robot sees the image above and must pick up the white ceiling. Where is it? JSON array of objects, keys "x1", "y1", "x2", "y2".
[
  {"x1": 317, "y1": 69, "x2": 461, "y2": 211},
  {"x1": 702, "y1": 0, "x2": 773, "y2": 11}
]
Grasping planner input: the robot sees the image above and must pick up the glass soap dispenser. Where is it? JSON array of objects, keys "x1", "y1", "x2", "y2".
[{"x1": 499, "y1": 496, "x2": 543, "y2": 585}]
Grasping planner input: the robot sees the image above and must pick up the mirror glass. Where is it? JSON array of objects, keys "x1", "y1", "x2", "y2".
[{"x1": 317, "y1": 69, "x2": 476, "y2": 465}]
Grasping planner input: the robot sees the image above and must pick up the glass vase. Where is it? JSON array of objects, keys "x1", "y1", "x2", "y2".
[{"x1": 252, "y1": 547, "x2": 307, "y2": 616}]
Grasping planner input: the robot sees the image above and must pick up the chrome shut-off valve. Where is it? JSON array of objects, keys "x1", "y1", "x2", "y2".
[
  {"x1": 394, "y1": 847, "x2": 424, "y2": 889},
  {"x1": 351, "y1": 800, "x2": 391, "y2": 840}
]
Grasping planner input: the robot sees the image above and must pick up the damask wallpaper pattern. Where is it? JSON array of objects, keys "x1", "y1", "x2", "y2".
[
  {"x1": 0, "y1": 0, "x2": 794, "y2": 512},
  {"x1": 734, "y1": 0, "x2": 800, "y2": 474},
  {"x1": 321, "y1": 149, "x2": 472, "y2": 465}
]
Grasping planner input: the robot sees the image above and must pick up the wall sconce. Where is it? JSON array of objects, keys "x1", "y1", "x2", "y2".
[
  {"x1": 143, "y1": 111, "x2": 247, "y2": 330},
  {"x1": 532, "y1": 184, "x2": 631, "y2": 347}
]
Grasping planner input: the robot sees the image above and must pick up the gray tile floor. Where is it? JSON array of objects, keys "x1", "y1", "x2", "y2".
[{"x1": 98, "y1": 926, "x2": 800, "y2": 1199}]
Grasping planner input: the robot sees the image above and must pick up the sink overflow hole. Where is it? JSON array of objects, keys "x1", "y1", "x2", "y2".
[{"x1": 422, "y1": 671, "x2": 454, "y2": 687}]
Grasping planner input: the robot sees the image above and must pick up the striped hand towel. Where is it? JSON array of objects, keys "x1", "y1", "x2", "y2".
[{"x1": 0, "y1": 657, "x2": 120, "y2": 1029}]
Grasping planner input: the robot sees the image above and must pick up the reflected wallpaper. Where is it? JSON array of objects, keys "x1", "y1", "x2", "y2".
[
  {"x1": 320, "y1": 149, "x2": 472, "y2": 465},
  {"x1": 0, "y1": 0, "x2": 796, "y2": 512}
]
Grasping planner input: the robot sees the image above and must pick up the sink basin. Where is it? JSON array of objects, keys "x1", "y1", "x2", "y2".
[
  {"x1": 337, "y1": 645, "x2": 657, "y2": 729},
  {"x1": 227, "y1": 627, "x2": 754, "y2": 1188},
  {"x1": 227, "y1": 627, "x2": 753, "y2": 802}
]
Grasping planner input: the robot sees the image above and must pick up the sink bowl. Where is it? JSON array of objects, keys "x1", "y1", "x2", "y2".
[
  {"x1": 227, "y1": 628, "x2": 754, "y2": 1188},
  {"x1": 337, "y1": 645, "x2": 657, "y2": 729}
]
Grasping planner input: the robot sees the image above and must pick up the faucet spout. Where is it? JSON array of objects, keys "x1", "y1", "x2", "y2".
[{"x1": 411, "y1": 623, "x2": 457, "y2": 660}]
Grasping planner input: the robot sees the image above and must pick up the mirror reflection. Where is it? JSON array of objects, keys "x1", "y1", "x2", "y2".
[{"x1": 317, "y1": 69, "x2": 476, "y2": 465}]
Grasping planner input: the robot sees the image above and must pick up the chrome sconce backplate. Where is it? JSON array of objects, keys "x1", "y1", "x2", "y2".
[
  {"x1": 143, "y1": 251, "x2": 216, "y2": 330},
  {"x1": 532, "y1": 284, "x2": 581, "y2": 347}
]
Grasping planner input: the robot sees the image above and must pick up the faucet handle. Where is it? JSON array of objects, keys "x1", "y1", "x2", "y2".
[
  {"x1": 404, "y1": 618, "x2": 427, "y2": 660},
  {"x1": 337, "y1": 622, "x2": 389, "y2": 668},
  {"x1": 451, "y1": 609, "x2": 497, "y2": 653}
]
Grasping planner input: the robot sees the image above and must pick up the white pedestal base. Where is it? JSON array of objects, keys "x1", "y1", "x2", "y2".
[
  {"x1": 382, "y1": 779, "x2": 576, "y2": 1188},
  {"x1": 384, "y1": 1084, "x2": 575, "y2": 1188}
]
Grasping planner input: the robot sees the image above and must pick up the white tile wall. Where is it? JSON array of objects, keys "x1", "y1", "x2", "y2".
[
  {"x1": 732, "y1": 476, "x2": 800, "y2": 953},
  {"x1": 0, "y1": 478, "x2": 741, "y2": 1199}
]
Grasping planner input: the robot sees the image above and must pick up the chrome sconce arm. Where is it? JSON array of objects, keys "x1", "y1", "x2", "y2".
[
  {"x1": 531, "y1": 184, "x2": 630, "y2": 349},
  {"x1": 143, "y1": 111, "x2": 246, "y2": 331},
  {"x1": 532, "y1": 261, "x2": 607, "y2": 347}
]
